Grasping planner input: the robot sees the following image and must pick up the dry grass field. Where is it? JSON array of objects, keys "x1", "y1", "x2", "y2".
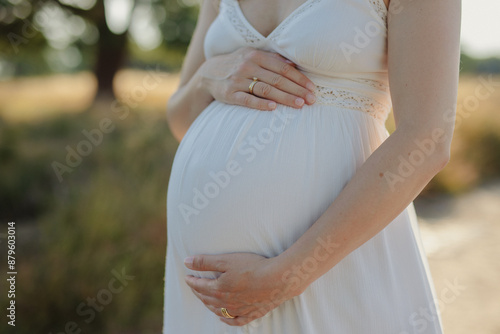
[{"x1": 0, "y1": 71, "x2": 499, "y2": 333}]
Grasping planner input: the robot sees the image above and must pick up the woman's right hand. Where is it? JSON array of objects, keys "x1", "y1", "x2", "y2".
[{"x1": 197, "y1": 46, "x2": 317, "y2": 111}]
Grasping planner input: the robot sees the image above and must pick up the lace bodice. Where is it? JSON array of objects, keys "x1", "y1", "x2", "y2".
[{"x1": 204, "y1": 0, "x2": 392, "y2": 122}]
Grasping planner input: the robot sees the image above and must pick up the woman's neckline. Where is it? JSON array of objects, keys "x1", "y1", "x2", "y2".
[{"x1": 232, "y1": 0, "x2": 314, "y2": 40}]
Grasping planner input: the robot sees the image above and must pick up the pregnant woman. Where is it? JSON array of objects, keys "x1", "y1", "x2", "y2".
[{"x1": 163, "y1": 0, "x2": 461, "y2": 332}]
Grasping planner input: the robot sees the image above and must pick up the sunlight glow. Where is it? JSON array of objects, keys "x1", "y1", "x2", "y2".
[
  {"x1": 104, "y1": 0, "x2": 134, "y2": 35},
  {"x1": 461, "y1": 0, "x2": 500, "y2": 58}
]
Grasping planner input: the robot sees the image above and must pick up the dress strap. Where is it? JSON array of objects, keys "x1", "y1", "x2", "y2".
[
  {"x1": 367, "y1": 0, "x2": 388, "y2": 23},
  {"x1": 221, "y1": 0, "x2": 262, "y2": 45}
]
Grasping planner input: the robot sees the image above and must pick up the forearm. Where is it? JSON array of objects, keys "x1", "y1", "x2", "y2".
[
  {"x1": 273, "y1": 124, "x2": 451, "y2": 296},
  {"x1": 271, "y1": 0, "x2": 462, "y2": 295},
  {"x1": 166, "y1": 66, "x2": 215, "y2": 142}
]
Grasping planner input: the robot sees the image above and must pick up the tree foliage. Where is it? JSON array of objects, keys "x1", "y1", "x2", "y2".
[{"x1": 0, "y1": 0, "x2": 199, "y2": 99}]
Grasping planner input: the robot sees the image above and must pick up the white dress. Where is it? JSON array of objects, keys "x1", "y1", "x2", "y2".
[{"x1": 163, "y1": 0, "x2": 444, "y2": 333}]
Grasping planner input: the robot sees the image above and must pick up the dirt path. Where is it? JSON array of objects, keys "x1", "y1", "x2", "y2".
[{"x1": 415, "y1": 181, "x2": 500, "y2": 334}]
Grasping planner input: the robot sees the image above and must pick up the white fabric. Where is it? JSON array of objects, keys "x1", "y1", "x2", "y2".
[{"x1": 163, "y1": 0, "x2": 444, "y2": 333}]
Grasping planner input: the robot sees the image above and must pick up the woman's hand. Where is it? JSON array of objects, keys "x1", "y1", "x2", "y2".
[
  {"x1": 183, "y1": 252, "x2": 300, "y2": 326},
  {"x1": 198, "y1": 46, "x2": 317, "y2": 111}
]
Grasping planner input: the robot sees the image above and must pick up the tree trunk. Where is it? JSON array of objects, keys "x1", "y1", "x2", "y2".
[{"x1": 92, "y1": 1, "x2": 128, "y2": 105}]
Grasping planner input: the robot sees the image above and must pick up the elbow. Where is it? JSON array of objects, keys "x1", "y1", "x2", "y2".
[
  {"x1": 165, "y1": 99, "x2": 184, "y2": 144},
  {"x1": 165, "y1": 102, "x2": 174, "y2": 127},
  {"x1": 421, "y1": 139, "x2": 451, "y2": 176},
  {"x1": 429, "y1": 126, "x2": 453, "y2": 173},
  {"x1": 406, "y1": 141, "x2": 450, "y2": 181},
  {"x1": 434, "y1": 144, "x2": 451, "y2": 173},
  {"x1": 166, "y1": 117, "x2": 184, "y2": 144},
  {"x1": 165, "y1": 93, "x2": 176, "y2": 124},
  {"x1": 396, "y1": 124, "x2": 453, "y2": 176}
]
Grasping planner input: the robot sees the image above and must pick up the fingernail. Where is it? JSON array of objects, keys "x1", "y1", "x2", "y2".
[
  {"x1": 306, "y1": 93, "x2": 316, "y2": 103},
  {"x1": 268, "y1": 102, "x2": 277, "y2": 109},
  {"x1": 295, "y1": 98, "x2": 305, "y2": 106},
  {"x1": 306, "y1": 82, "x2": 315, "y2": 91},
  {"x1": 184, "y1": 256, "x2": 194, "y2": 265}
]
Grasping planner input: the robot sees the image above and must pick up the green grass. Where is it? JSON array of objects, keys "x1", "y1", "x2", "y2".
[
  {"x1": 0, "y1": 108, "x2": 177, "y2": 333},
  {"x1": 1, "y1": 74, "x2": 500, "y2": 333}
]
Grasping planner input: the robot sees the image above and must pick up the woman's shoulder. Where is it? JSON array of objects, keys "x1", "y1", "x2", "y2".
[{"x1": 205, "y1": 0, "x2": 222, "y2": 14}]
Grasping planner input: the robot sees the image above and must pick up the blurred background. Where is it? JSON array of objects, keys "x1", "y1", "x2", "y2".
[{"x1": 0, "y1": 0, "x2": 499, "y2": 333}]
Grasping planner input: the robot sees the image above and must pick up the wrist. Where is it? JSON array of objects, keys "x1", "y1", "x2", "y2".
[
  {"x1": 265, "y1": 253, "x2": 312, "y2": 299},
  {"x1": 193, "y1": 67, "x2": 212, "y2": 100},
  {"x1": 267, "y1": 230, "x2": 344, "y2": 298}
]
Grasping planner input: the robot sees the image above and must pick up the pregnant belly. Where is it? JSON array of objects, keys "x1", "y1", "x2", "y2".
[{"x1": 166, "y1": 100, "x2": 385, "y2": 263}]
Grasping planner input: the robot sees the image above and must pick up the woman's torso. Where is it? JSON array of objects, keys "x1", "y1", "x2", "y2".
[
  {"x1": 204, "y1": 0, "x2": 392, "y2": 122},
  {"x1": 163, "y1": 2, "x2": 444, "y2": 332}
]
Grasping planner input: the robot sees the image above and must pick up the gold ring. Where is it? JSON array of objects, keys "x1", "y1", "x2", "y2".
[
  {"x1": 248, "y1": 77, "x2": 259, "y2": 95},
  {"x1": 221, "y1": 307, "x2": 236, "y2": 319}
]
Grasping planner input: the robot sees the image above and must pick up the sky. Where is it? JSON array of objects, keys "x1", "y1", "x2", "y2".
[{"x1": 461, "y1": 0, "x2": 500, "y2": 58}]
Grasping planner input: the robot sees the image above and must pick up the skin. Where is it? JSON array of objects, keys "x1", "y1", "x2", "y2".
[
  {"x1": 166, "y1": 0, "x2": 320, "y2": 142},
  {"x1": 170, "y1": 0, "x2": 461, "y2": 327}
]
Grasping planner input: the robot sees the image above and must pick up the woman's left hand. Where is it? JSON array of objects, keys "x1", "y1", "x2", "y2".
[{"x1": 183, "y1": 252, "x2": 298, "y2": 326}]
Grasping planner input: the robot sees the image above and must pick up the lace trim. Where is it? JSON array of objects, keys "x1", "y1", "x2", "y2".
[
  {"x1": 225, "y1": 0, "x2": 386, "y2": 43},
  {"x1": 269, "y1": 0, "x2": 322, "y2": 42},
  {"x1": 313, "y1": 84, "x2": 391, "y2": 121},
  {"x1": 222, "y1": 0, "x2": 261, "y2": 45},
  {"x1": 225, "y1": 0, "x2": 321, "y2": 42},
  {"x1": 368, "y1": 0, "x2": 388, "y2": 23}
]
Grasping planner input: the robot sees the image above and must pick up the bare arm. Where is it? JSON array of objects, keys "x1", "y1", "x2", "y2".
[
  {"x1": 165, "y1": 0, "x2": 219, "y2": 142},
  {"x1": 180, "y1": 0, "x2": 461, "y2": 326},
  {"x1": 272, "y1": 0, "x2": 461, "y2": 293},
  {"x1": 166, "y1": 1, "x2": 318, "y2": 143}
]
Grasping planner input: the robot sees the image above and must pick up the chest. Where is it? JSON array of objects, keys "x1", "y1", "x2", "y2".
[
  {"x1": 236, "y1": 0, "x2": 312, "y2": 38},
  {"x1": 205, "y1": 0, "x2": 389, "y2": 75}
]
